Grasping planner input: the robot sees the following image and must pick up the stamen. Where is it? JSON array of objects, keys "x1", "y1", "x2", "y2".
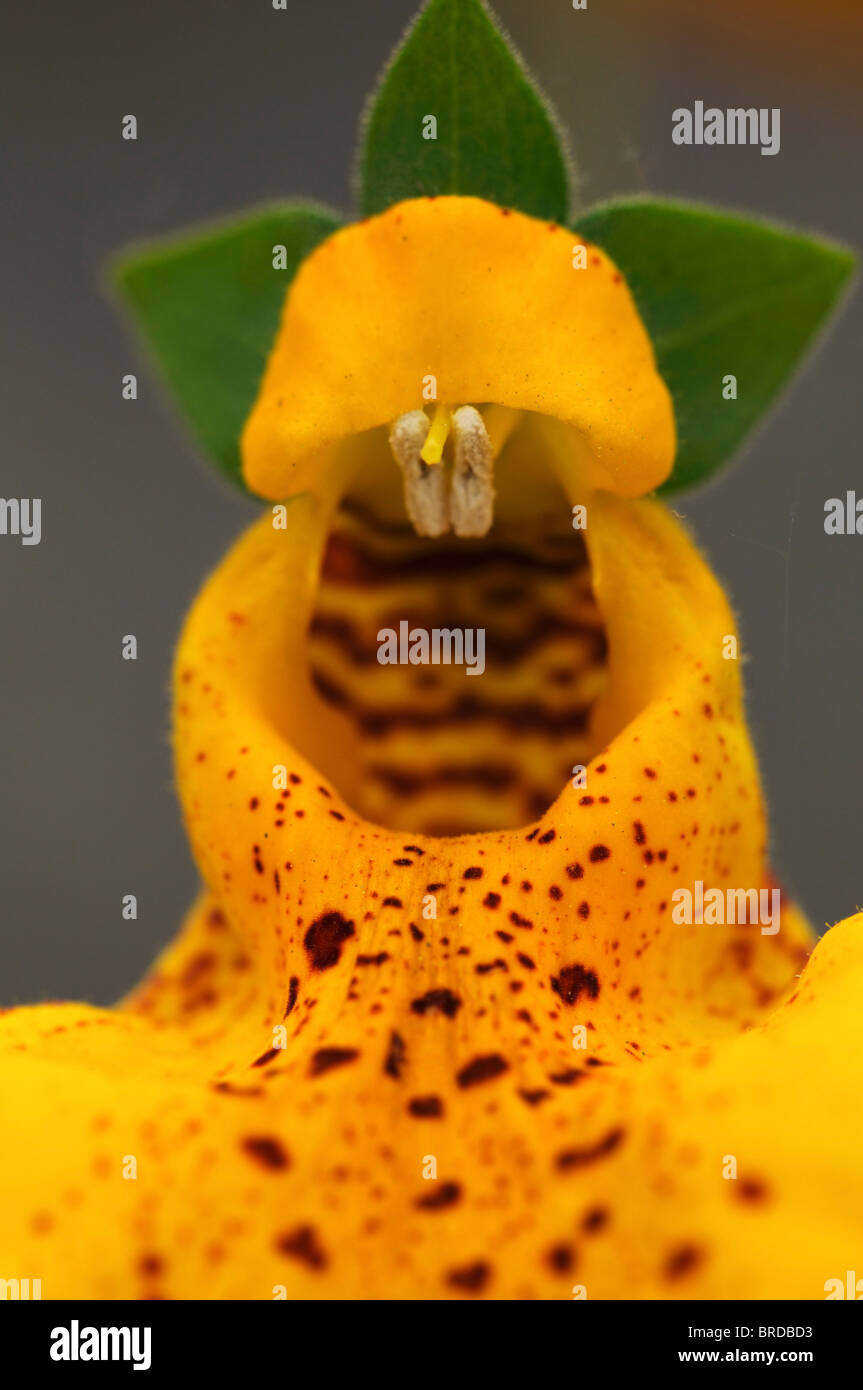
[
  {"x1": 450, "y1": 405, "x2": 495, "y2": 538},
  {"x1": 420, "y1": 401, "x2": 452, "y2": 465},
  {"x1": 389, "y1": 411, "x2": 450, "y2": 537},
  {"x1": 391, "y1": 404, "x2": 518, "y2": 538}
]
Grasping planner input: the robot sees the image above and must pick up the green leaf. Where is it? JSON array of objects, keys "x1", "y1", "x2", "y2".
[
  {"x1": 575, "y1": 198, "x2": 856, "y2": 493},
  {"x1": 358, "y1": 0, "x2": 571, "y2": 223},
  {"x1": 111, "y1": 202, "x2": 341, "y2": 494}
]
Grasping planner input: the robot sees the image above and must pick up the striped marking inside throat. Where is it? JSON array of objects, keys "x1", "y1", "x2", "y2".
[{"x1": 307, "y1": 505, "x2": 608, "y2": 836}]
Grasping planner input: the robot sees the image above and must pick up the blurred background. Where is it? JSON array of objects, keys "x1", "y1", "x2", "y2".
[{"x1": 2, "y1": 0, "x2": 861, "y2": 1004}]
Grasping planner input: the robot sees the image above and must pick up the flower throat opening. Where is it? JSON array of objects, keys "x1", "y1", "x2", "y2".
[{"x1": 306, "y1": 492, "x2": 609, "y2": 837}]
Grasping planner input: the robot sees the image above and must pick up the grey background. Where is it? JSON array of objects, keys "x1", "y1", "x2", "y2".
[{"x1": 2, "y1": 0, "x2": 860, "y2": 1005}]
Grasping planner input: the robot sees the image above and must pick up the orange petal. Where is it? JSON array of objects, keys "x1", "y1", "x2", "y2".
[{"x1": 241, "y1": 197, "x2": 676, "y2": 501}]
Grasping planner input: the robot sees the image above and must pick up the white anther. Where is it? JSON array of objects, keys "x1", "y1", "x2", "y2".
[
  {"x1": 389, "y1": 411, "x2": 450, "y2": 537},
  {"x1": 450, "y1": 405, "x2": 495, "y2": 538}
]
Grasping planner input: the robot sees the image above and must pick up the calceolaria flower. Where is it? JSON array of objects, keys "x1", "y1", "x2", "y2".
[{"x1": 1, "y1": 0, "x2": 858, "y2": 1301}]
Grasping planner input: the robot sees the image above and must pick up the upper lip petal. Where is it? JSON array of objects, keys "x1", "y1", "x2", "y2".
[{"x1": 240, "y1": 195, "x2": 676, "y2": 502}]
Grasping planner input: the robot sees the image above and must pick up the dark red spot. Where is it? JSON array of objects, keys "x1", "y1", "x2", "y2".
[
  {"x1": 251, "y1": 1047, "x2": 280, "y2": 1069},
  {"x1": 411, "y1": 988, "x2": 462, "y2": 1019},
  {"x1": 408, "y1": 1095, "x2": 443, "y2": 1118},
  {"x1": 738, "y1": 1177, "x2": 769, "y2": 1203},
  {"x1": 384, "y1": 1030, "x2": 407, "y2": 1079},
  {"x1": 212, "y1": 1081, "x2": 264, "y2": 1098},
  {"x1": 303, "y1": 912, "x2": 355, "y2": 970},
  {"x1": 456, "y1": 1054, "x2": 509, "y2": 1088},
  {"x1": 556, "y1": 1128, "x2": 625, "y2": 1171},
  {"x1": 582, "y1": 1206, "x2": 610, "y2": 1233},
  {"x1": 180, "y1": 952, "x2": 215, "y2": 987},
  {"x1": 415, "y1": 1181, "x2": 462, "y2": 1211},
  {"x1": 549, "y1": 1068, "x2": 583, "y2": 1086},
  {"x1": 309, "y1": 1047, "x2": 359, "y2": 1077},
  {"x1": 283, "y1": 977, "x2": 299, "y2": 1017},
  {"x1": 241, "y1": 1135, "x2": 290, "y2": 1170},
  {"x1": 519, "y1": 1088, "x2": 550, "y2": 1106},
  {"x1": 589, "y1": 844, "x2": 610, "y2": 863},
  {"x1": 546, "y1": 1243, "x2": 576, "y2": 1273},
  {"x1": 664, "y1": 1244, "x2": 703, "y2": 1280},
  {"x1": 446, "y1": 1261, "x2": 491, "y2": 1294},
  {"x1": 277, "y1": 1225, "x2": 327, "y2": 1270}
]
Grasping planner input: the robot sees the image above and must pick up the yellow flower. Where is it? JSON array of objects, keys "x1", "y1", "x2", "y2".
[{"x1": 1, "y1": 196, "x2": 861, "y2": 1301}]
